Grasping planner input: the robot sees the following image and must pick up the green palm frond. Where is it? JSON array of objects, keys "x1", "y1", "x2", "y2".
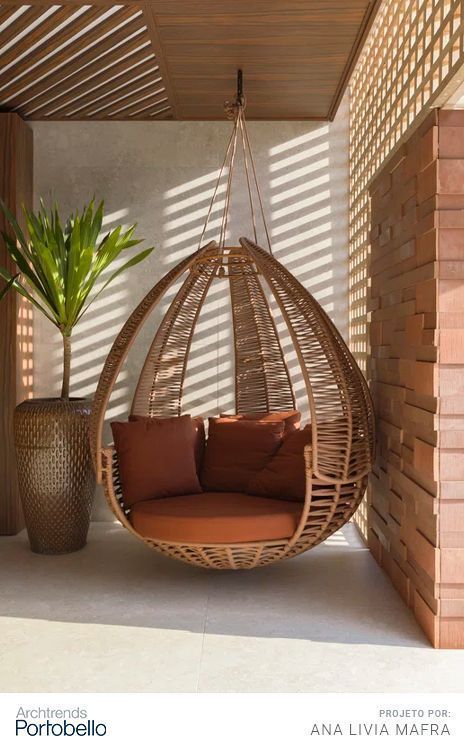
[{"x1": 0, "y1": 198, "x2": 154, "y2": 336}]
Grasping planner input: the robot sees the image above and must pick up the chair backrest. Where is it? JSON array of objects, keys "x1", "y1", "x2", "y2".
[{"x1": 90, "y1": 239, "x2": 374, "y2": 485}]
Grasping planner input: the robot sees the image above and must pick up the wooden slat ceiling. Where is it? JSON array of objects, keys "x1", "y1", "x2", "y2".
[{"x1": 0, "y1": 1, "x2": 381, "y2": 121}]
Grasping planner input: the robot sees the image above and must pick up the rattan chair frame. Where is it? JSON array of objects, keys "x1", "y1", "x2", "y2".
[{"x1": 90, "y1": 239, "x2": 374, "y2": 570}]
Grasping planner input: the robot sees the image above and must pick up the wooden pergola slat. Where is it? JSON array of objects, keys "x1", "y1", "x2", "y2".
[
  {"x1": 27, "y1": 58, "x2": 158, "y2": 118},
  {"x1": 0, "y1": 7, "x2": 140, "y2": 95},
  {"x1": 0, "y1": 6, "x2": 48, "y2": 48},
  {"x1": 0, "y1": 6, "x2": 78, "y2": 69},
  {"x1": 64, "y1": 77, "x2": 164, "y2": 118},
  {"x1": 98, "y1": 89, "x2": 168, "y2": 118}
]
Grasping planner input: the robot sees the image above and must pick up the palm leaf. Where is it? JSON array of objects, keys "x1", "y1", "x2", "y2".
[
  {"x1": 0, "y1": 272, "x2": 19, "y2": 303},
  {"x1": 0, "y1": 232, "x2": 54, "y2": 312},
  {"x1": 0, "y1": 266, "x2": 56, "y2": 322},
  {"x1": 76, "y1": 247, "x2": 153, "y2": 322},
  {"x1": 0, "y1": 197, "x2": 154, "y2": 335},
  {"x1": 0, "y1": 200, "x2": 30, "y2": 255},
  {"x1": 89, "y1": 201, "x2": 104, "y2": 248},
  {"x1": 32, "y1": 236, "x2": 66, "y2": 318}
]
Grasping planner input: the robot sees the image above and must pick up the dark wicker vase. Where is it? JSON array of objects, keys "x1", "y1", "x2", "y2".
[{"x1": 14, "y1": 398, "x2": 95, "y2": 554}]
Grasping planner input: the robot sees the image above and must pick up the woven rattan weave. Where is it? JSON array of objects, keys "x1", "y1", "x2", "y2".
[{"x1": 90, "y1": 75, "x2": 374, "y2": 569}]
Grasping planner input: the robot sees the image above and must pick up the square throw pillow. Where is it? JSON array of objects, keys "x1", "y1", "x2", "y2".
[
  {"x1": 201, "y1": 418, "x2": 284, "y2": 492},
  {"x1": 111, "y1": 415, "x2": 202, "y2": 506},
  {"x1": 129, "y1": 414, "x2": 205, "y2": 472},
  {"x1": 219, "y1": 410, "x2": 300, "y2": 436},
  {"x1": 247, "y1": 427, "x2": 312, "y2": 501}
]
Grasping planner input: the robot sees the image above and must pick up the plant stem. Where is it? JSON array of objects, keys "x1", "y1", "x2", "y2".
[{"x1": 61, "y1": 333, "x2": 71, "y2": 400}]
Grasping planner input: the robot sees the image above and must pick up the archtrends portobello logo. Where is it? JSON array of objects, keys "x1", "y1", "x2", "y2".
[{"x1": 15, "y1": 706, "x2": 107, "y2": 738}]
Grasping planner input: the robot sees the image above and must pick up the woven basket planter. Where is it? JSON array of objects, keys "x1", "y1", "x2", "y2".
[{"x1": 14, "y1": 398, "x2": 95, "y2": 554}]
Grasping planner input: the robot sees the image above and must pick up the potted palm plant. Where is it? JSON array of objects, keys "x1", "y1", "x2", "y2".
[{"x1": 0, "y1": 198, "x2": 153, "y2": 554}]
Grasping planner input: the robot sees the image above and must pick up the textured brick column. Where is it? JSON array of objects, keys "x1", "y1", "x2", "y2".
[{"x1": 369, "y1": 109, "x2": 464, "y2": 648}]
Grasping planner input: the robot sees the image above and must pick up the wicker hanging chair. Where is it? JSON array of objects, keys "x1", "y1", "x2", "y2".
[{"x1": 90, "y1": 73, "x2": 374, "y2": 570}]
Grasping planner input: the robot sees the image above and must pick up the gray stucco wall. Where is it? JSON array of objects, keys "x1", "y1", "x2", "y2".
[{"x1": 31, "y1": 96, "x2": 349, "y2": 518}]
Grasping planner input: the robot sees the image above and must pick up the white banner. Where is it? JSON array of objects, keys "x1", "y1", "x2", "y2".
[{"x1": 0, "y1": 693, "x2": 462, "y2": 749}]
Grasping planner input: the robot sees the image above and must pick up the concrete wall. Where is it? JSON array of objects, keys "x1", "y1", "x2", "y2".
[
  {"x1": 31, "y1": 97, "x2": 349, "y2": 517},
  {"x1": 368, "y1": 109, "x2": 464, "y2": 648}
]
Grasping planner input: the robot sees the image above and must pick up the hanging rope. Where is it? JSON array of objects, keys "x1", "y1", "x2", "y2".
[
  {"x1": 199, "y1": 70, "x2": 274, "y2": 256},
  {"x1": 241, "y1": 109, "x2": 273, "y2": 255},
  {"x1": 219, "y1": 112, "x2": 239, "y2": 248},
  {"x1": 197, "y1": 122, "x2": 237, "y2": 250},
  {"x1": 238, "y1": 111, "x2": 258, "y2": 244}
]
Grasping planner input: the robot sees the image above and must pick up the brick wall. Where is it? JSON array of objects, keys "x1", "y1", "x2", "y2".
[{"x1": 369, "y1": 109, "x2": 464, "y2": 648}]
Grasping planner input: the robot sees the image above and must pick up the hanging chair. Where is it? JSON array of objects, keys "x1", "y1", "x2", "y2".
[{"x1": 90, "y1": 72, "x2": 375, "y2": 570}]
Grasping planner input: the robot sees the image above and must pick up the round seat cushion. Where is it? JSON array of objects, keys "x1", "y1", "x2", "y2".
[{"x1": 130, "y1": 492, "x2": 303, "y2": 544}]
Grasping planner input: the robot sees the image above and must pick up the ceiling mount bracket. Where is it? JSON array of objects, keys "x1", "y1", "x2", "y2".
[
  {"x1": 237, "y1": 69, "x2": 244, "y2": 106},
  {"x1": 225, "y1": 69, "x2": 246, "y2": 120}
]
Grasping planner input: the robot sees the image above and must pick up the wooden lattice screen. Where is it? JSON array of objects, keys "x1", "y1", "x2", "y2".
[
  {"x1": 349, "y1": 0, "x2": 464, "y2": 538},
  {"x1": 350, "y1": 0, "x2": 464, "y2": 370}
]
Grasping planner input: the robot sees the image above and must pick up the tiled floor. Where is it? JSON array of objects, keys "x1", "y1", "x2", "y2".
[{"x1": 1, "y1": 522, "x2": 463, "y2": 692}]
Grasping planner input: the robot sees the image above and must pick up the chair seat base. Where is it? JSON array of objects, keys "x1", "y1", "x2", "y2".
[
  {"x1": 101, "y1": 448, "x2": 369, "y2": 570},
  {"x1": 130, "y1": 491, "x2": 302, "y2": 545}
]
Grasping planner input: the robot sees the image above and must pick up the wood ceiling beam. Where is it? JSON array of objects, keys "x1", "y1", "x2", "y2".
[
  {"x1": 327, "y1": 0, "x2": 383, "y2": 121},
  {"x1": 142, "y1": 4, "x2": 179, "y2": 118}
]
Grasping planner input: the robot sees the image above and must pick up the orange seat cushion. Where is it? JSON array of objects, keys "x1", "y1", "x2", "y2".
[
  {"x1": 247, "y1": 427, "x2": 312, "y2": 501},
  {"x1": 130, "y1": 492, "x2": 302, "y2": 544},
  {"x1": 201, "y1": 418, "x2": 284, "y2": 492},
  {"x1": 111, "y1": 415, "x2": 202, "y2": 507}
]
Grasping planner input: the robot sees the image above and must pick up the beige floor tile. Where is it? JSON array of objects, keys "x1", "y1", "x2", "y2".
[
  {"x1": 0, "y1": 617, "x2": 203, "y2": 692},
  {"x1": 1, "y1": 522, "x2": 463, "y2": 693}
]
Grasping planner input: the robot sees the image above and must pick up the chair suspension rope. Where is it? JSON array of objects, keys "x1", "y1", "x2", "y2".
[
  {"x1": 199, "y1": 70, "x2": 273, "y2": 255},
  {"x1": 197, "y1": 122, "x2": 237, "y2": 250}
]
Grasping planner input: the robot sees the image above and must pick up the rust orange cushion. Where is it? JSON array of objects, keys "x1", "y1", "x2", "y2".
[
  {"x1": 201, "y1": 418, "x2": 284, "y2": 492},
  {"x1": 219, "y1": 410, "x2": 300, "y2": 435},
  {"x1": 130, "y1": 492, "x2": 302, "y2": 544},
  {"x1": 129, "y1": 414, "x2": 205, "y2": 472},
  {"x1": 247, "y1": 427, "x2": 312, "y2": 501},
  {"x1": 111, "y1": 415, "x2": 202, "y2": 506}
]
